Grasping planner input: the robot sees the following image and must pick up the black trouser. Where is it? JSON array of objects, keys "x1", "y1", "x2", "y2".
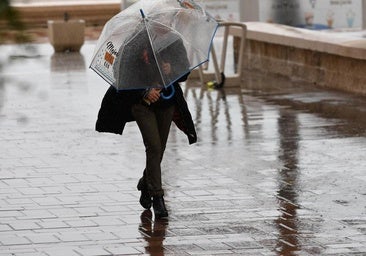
[{"x1": 131, "y1": 103, "x2": 175, "y2": 196}]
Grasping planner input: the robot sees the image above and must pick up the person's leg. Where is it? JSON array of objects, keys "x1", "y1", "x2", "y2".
[
  {"x1": 155, "y1": 105, "x2": 175, "y2": 162},
  {"x1": 138, "y1": 104, "x2": 175, "y2": 177},
  {"x1": 132, "y1": 104, "x2": 164, "y2": 196},
  {"x1": 132, "y1": 104, "x2": 175, "y2": 217},
  {"x1": 150, "y1": 105, "x2": 175, "y2": 218}
]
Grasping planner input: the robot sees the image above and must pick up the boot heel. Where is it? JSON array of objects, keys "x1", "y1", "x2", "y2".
[{"x1": 153, "y1": 196, "x2": 168, "y2": 218}]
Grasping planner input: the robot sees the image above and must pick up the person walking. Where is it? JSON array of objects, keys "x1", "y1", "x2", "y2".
[{"x1": 95, "y1": 27, "x2": 197, "y2": 218}]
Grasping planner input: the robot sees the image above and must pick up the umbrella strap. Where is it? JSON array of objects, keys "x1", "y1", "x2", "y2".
[{"x1": 160, "y1": 85, "x2": 175, "y2": 100}]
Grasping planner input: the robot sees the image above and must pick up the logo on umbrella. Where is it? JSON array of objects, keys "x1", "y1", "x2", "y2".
[
  {"x1": 104, "y1": 52, "x2": 115, "y2": 66},
  {"x1": 104, "y1": 41, "x2": 118, "y2": 67}
]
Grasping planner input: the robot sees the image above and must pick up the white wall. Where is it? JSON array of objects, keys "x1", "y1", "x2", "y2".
[
  {"x1": 363, "y1": 0, "x2": 366, "y2": 28},
  {"x1": 239, "y1": 0, "x2": 260, "y2": 22},
  {"x1": 239, "y1": 0, "x2": 364, "y2": 29},
  {"x1": 258, "y1": 0, "x2": 363, "y2": 29},
  {"x1": 197, "y1": 0, "x2": 240, "y2": 21}
]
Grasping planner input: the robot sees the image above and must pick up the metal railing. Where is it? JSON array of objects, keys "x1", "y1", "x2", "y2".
[{"x1": 190, "y1": 22, "x2": 247, "y2": 88}]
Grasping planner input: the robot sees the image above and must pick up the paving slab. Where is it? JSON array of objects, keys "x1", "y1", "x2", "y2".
[{"x1": 0, "y1": 41, "x2": 365, "y2": 256}]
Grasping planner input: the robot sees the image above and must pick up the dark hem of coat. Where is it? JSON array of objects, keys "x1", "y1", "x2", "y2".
[{"x1": 95, "y1": 83, "x2": 197, "y2": 145}]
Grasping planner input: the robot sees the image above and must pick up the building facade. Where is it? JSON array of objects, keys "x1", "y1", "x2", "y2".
[
  {"x1": 239, "y1": 0, "x2": 365, "y2": 29},
  {"x1": 121, "y1": 0, "x2": 365, "y2": 29}
]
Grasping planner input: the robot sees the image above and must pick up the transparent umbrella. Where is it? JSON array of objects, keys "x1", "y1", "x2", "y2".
[{"x1": 90, "y1": 0, "x2": 218, "y2": 92}]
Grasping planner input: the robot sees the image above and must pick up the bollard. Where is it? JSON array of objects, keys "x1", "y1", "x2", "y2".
[
  {"x1": 189, "y1": 22, "x2": 247, "y2": 88},
  {"x1": 47, "y1": 15, "x2": 85, "y2": 52}
]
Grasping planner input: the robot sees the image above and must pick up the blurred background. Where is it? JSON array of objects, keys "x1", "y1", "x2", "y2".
[{"x1": 1, "y1": 0, "x2": 365, "y2": 44}]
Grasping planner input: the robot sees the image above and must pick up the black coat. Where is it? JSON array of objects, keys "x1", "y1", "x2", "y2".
[{"x1": 95, "y1": 82, "x2": 197, "y2": 145}]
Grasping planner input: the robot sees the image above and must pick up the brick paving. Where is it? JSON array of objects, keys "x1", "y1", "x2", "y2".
[{"x1": 0, "y1": 42, "x2": 365, "y2": 255}]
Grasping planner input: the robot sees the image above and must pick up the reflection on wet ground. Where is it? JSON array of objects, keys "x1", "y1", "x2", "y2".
[
  {"x1": 276, "y1": 109, "x2": 300, "y2": 255},
  {"x1": 139, "y1": 210, "x2": 168, "y2": 256},
  {"x1": 0, "y1": 42, "x2": 365, "y2": 255},
  {"x1": 180, "y1": 72, "x2": 366, "y2": 255}
]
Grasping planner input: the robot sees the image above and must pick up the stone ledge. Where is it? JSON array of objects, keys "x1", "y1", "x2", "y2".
[
  {"x1": 244, "y1": 22, "x2": 366, "y2": 60},
  {"x1": 242, "y1": 22, "x2": 366, "y2": 96},
  {"x1": 6, "y1": 3, "x2": 120, "y2": 28}
]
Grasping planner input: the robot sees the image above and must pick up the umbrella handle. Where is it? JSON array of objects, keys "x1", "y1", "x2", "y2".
[
  {"x1": 160, "y1": 85, "x2": 175, "y2": 100},
  {"x1": 140, "y1": 9, "x2": 145, "y2": 19}
]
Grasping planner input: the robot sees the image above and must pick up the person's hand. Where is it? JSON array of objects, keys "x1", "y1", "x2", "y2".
[
  {"x1": 145, "y1": 88, "x2": 161, "y2": 103},
  {"x1": 162, "y1": 62, "x2": 171, "y2": 75}
]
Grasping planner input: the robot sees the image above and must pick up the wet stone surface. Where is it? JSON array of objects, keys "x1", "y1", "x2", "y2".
[{"x1": 0, "y1": 42, "x2": 365, "y2": 256}]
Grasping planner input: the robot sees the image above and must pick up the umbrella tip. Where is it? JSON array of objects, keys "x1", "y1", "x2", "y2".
[{"x1": 140, "y1": 9, "x2": 145, "y2": 18}]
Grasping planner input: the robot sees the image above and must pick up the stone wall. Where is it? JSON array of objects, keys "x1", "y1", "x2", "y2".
[
  {"x1": 242, "y1": 22, "x2": 366, "y2": 96},
  {"x1": 8, "y1": 3, "x2": 120, "y2": 28}
]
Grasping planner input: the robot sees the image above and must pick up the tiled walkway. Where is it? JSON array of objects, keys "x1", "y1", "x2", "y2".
[{"x1": 0, "y1": 42, "x2": 365, "y2": 255}]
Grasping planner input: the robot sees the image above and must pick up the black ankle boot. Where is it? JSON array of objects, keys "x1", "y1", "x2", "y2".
[
  {"x1": 137, "y1": 179, "x2": 152, "y2": 209},
  {"x1": 153, "y1": 196, "x2": 168, "y2": 218}
]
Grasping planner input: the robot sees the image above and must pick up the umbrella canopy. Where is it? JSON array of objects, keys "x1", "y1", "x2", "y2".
[{"x1": 90, "y1": 0, "x2": 218, "y2": 90}]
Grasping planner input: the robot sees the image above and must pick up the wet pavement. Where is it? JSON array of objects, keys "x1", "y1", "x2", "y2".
[{"x1": 0, "y1": 41, "x2": 365, "y2": 256}]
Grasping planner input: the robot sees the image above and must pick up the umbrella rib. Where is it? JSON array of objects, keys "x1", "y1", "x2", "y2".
[
  {"x1": 144, "y1": 20, "x2": 167, "y2": 88},
  {"x1": 90, "y1": 0, "x2": 219, "y2": 90},
  {"x1": 147, "y1": 17, "x2": 215, "y2": 65}
]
